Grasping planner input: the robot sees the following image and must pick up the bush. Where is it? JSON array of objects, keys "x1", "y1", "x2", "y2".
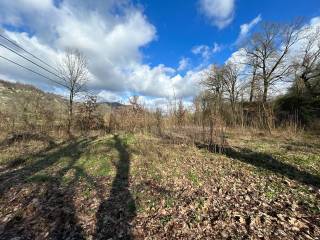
[{"x1": 275, "y1": 95, "x2": 320, "y2": 128}]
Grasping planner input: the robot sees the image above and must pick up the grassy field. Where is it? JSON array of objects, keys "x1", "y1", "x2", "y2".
[{"x1": 0, "y1": 130, "x2": 319, "y2": 239}]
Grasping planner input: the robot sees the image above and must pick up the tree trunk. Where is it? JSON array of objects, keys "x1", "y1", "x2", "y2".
[
  {"x1": 249, "y1": 77, "x2": 255, "y2": 102},
  {"x1": 249, "y1": 68, "x2": 257, "y2": 102},
  {"x1": 262, "y1": 80, "x2": 271, "y2": 133},
  {"x1": 67, "y1": 93, "x2": 73, "y2": 136},
  {"x1": 230, "y1": 99, "x2": 236, "y2": 126},
  {"x1": 262, "y1": 80, "x2": 269, "y2": 103},
  {"x1": 209, "y1": 115, "x2": 214, "y2": 147},
  {"x1": 231, "y1": 83, "x2": 236, "y2": 116},
  {"x1": 201, "y1": 112, "x2": 205, "y2": 142}
]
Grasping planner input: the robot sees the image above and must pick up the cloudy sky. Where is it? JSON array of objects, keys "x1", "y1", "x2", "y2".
[{"x1": 0, "y1": 0, "x2": 319, "y2": 106}]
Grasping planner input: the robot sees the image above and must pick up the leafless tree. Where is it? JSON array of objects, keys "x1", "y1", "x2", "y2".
[
  {"x1": 128, "y1": 96, "x2": 145, "y2": 132},
  {"x1": 175, "y1": 99, "x2": 186, "y2": 127},
  {"x1": 248, "y1": 57, "x2": 259, "y2": 102},
  {"x1": 155, "y1": 107, "x2": 163, "y2": 135},
  {"x1": 294, "y1": 28, "x2": 320, "y2": 96},
  {"x1": 221, "y1": 63, "x2": 242, "y2": 114},
  {"x1": 59, "y1": 49, "x2": 89, "y2": 135},
  {"x1": 192, "y1": 95, "x2": 202, "y2": 126},
  {"x1": 201, "y1": 65, "x2": 224, "y2": 98},
  {"x1": 129, "y1": 95, "x2": 143, "y2": 113},
  {"x1": 245, "y1": 20, "x2": 302, "y2": 102}
]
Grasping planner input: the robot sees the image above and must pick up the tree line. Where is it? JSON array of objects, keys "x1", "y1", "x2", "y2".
[{"x1": 0, "y1": 18, "x2": 319, "y2": 143}]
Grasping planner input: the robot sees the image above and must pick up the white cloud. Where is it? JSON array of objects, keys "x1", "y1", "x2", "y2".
[
  {"x1": 212, "y1": 42, "x2": 221, "y2": 53},
  {"x1": 0, "y1": 0, "x2": 206, "y2": 100},
  {"x1": 178, "y1": 57, "x2": 190, "y2": 71},
  {"x1": 192, "y1": 45, "x2": 210, "y2": 59},
  {"x1": 137, "y1": 96, "x2": 170, "y2": 110},
  {"x1": 225, "y1": 48, "x2": 247, "y2": 73},
  {"x1": 97, "y1": 90, "x2": 128, "y2": 103},
  {"x1": 192, "y1": 42, "x2": 221, "y2": 60},
  {"x1": 199, "y1": 0, "x2": 235, "y2": 29},
  {"x1": 287, "y1": 16, "x2": 320, "y2": 67},
  {"x1": 225, "y1": 16, "x2": 320, "y2": 98},
  {"x1": 236, "y1": 14, "x2": 262, "y2": 44},
  {"x1": 310, "y1": 16, "x2": 320, "y2": 25},
  {"x1": 226, "y1": 48, "x2": 246, "y2": 65},
  {"x1": 229, "y1": 16, "x2": 320, "y2": 68}
]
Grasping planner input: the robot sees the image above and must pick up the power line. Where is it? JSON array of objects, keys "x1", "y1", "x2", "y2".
[
  {"x1": 0, "y1": 54, "x2": 96, "y2": 97},
  {"x1": 0, "y1": 42, "x2": 65, "y2": 82},
  {"x1": 0, "y1": 34, "x2": 96, "y2": 97},
  {"x1": 0, "y1": 54, "x2": 66, "y2": 88},
  {"x1": 0, "y1": 33, "x2": 59, "y2": 73}
]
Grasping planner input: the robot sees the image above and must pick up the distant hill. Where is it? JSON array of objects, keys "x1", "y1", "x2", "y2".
[
  {"x1": 0, "y1": 79, "x2": 67, "y2": 114},
  {"x1": 98, "y1": 101, "x2": 125, "y2": 108},
  {"x1": 0, "y1": 79, "x2": 124, "y2": 117}
]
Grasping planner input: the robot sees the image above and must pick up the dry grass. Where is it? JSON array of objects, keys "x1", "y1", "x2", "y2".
[{"x1": 0, "y1": 130, "x2": 319, "y2": 239}]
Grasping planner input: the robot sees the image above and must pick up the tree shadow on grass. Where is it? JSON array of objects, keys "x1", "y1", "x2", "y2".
[
  {"x1": 225, "y1": 147, "x2": 320, "y2": 188},
  {"x1": 0, "y1": 139, "x2": 89, "y2": 195},
  {"x1": 0, "y1": 138, "x2": 95, "y2": 240},
  {"x1": 39, "y1": 139, "x2": 95, "y2": 240},
  {"x1": 94, "y1": 135, "x2": 136, "y2": 240},
  {"x1": 197, "y1": 143, "x2": 320, "y2": 188},
  {"x1": 1, "y1": 142, "x2": 60, "y2": 170}
]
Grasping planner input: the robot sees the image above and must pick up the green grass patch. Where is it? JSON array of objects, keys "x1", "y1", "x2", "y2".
[
  {"x1": 27, "y1": 174, "x2": 54, "y2": 183},
  {"x1": 76, "y1": 155, "x2": 111, "y2": 177},
  {"x1": 292, "y1": 186, "x2": 320, "y2": 214},
  {"x1": 122, "y1": 133, "x2": 136, "y2": 146},
  {"x1": 82, "y1": 184, "x2": 94, "y2": 198},
  {"x1": 165, "y1": 196, "x2": 175, "y2": 208},
  {"x1": 187, "y1": 171, "x2": 200, "y2": 186},
  {"x1": 264, "y1": 182, "x2": 284, "y2": 201},
  {"x1": 160, "y1": 215, "x2": 172, "y2": 225}
]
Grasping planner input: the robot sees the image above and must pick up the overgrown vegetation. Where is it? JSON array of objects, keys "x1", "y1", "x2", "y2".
[
  {"x1": 0, "y1": 131, "x2": 319, "y2": 239},
  {"x1": 0, "y1": 16, "x2": 320, "y2": 240}
]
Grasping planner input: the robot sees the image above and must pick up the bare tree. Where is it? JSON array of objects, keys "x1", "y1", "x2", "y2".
[
  {"x1": 192, "y1": 95, "x2": 202, "y2": 126},
  {"x1": 155, "y1": 107, "x2": 163, "y2": 135},
  {"x1": 59, "y1": 49, "x2": 89, "y2": 135},
  {"x1": 201, "y1": 65, "x2": 224, "y2": 98},
  {"x1": 294, "y1": 28, "x2": 320, "y2": 96},
  {"x1": 197, "y1": 90, "x2": 225, "y2": 150},
  {"x1": 175, "y1": 99, "x2": 186, "y2": 127},
  {"x1": 129, "y1": 95, "x2": 143, "y2": 113},
  {"x1": 248, "y1": 57, "x2": 259, "y2": 102},
  {"x1": 221, "y1": 63, "x2": 242, "y2": 115},
  {"x1": 245, "y1": 21, "x2": 302, "y2": 102},
  {"x1": 128, "y1": 96, "x2": 144, "y2": 132}
]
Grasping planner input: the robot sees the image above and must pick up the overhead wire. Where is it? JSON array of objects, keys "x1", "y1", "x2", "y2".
[
  {"x1": 0, "y1": 33, "x2": 96, "y2": 97},
  {"x1": 0, "y1": 33, "x2": 59, "y2": 72},
  {"x1": 0, "y1": 42, "x2": 65, "y2": 82},
  {"x1": 0, "y1": 54, "x2": 66, "y2": 88}
]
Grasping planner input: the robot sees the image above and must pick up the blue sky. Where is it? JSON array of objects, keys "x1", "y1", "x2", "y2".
[
  {"x1": 139, "y1": 0, "x2": 320, "y2": 68},
  {"x1": 0, "y1": 0, "x2": 319, "y2": 106}
]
